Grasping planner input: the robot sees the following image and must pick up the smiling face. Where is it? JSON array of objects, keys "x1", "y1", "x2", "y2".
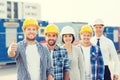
[
  {"x1": 62, "y1": 34, "x2": 74, "y2": 44},
  {"x1": 93, "y1": 24, "x2": 104, "y2": 37},
  {"x1": 23, "y1": 26, "x2": 38, "y2": 41},
  {"x1": 45, "y1": 32, "x2": 58, "y2": 46},
  {"x1": 80, "y1": 32, "x2": 92, "y2": 44}
]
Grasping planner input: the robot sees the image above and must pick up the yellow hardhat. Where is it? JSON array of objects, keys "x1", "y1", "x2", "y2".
[
  {"x1": 22, "y1": 18, "x2": 40, "y2": 31},
  {"x1": 44, "y1": 24, "x2": 59, "y2": 35},
  {"x1": 80, "y1": 25, "x2": 92, "y2": 34}
]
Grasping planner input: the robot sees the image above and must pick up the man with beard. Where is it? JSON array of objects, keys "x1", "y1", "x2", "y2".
[
  {"x1": 7, "y1": 18, "x2": 54, "y2": 80},
  {"x1": 44, "y1": 24, "x2": 70, "y2": 80}
]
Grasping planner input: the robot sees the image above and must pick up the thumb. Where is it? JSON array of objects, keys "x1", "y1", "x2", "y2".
[{"x1": 13, "y1": 38, "x2": 16, "y2": 43}]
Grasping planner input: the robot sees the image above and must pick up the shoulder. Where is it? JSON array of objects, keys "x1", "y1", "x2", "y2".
[
  {"x1": 17, "y1": 40, "x2": 24, "y2": 45},
  {"x1": 36, "y1": 41, "x2": 48, "y2": 49},
  {"x1": 73, "y1": 45, "x2": 81, "y2": 51},
  {"x1": 90, "y1": 45, "x2": 97, "y2": 52},
  {"x1": 91, "y1": 44, "x2": 96, "y2": 48},
  {"x1": 102, "y1": 36, "x2": 113, "y2": 44},
  {"x1": 57, "y1": 45, "x2": 67, "y2": 51},
  {"x1": 91, "y1": 36, "x2": 96, "y2": 41},
  {"x1": 36, "y1": 42, "x2": 50, "y2": 55},
  {"x1": 73, "y1": 45, "x2": 83, "y2": 56},
  {"x1": 17, "y1": 40, "x2": 26, "y2": 49},
  {"x1": 90, "y1": 37, "x2": 96, "y2": 44},
  {"x1": 56, "y1": 45, "x2": 68, "y2": 56}
]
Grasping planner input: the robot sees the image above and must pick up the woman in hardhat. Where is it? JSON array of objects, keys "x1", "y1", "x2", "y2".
[
  {"x1": 60, "y1": 26, "x2": 85, "y2": 80},
  {"x1": 78, "y1": 25, "x2": 104, "y2": 80}
]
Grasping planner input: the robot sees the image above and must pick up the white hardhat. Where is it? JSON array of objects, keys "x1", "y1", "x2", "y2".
[
  {"x1": 60, "y1": 26, "x2": 75, "y2": 36},
  {"x1": 93, "y1": 18, "x2": 104, "y2": 26}
]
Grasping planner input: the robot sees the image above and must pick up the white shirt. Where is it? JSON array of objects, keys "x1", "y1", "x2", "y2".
[
  {"x1": 26, "y1": 44, "x2": 40, "y2": 80},
  {"x1": 81, "y1": 45, "x2": 92, "y2": 79},
  {"x1": 50, "y1": 50, "x2": 53, "y2": 67},
  {"x1": 91, "y1": 35, "x2": 119, "y2": 74}
]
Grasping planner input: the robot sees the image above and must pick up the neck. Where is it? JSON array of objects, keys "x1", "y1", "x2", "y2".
[
  {"x1": 81, "y1": 42, "x2": 91, "y2": 47},
  {"x1": 64, "y1": 44, "x2": 72, "y2": 53},
  {"x1": 47, "y1": 44, "x2": 56, "y2": 50},
  {"x1": 64, "y1": 43, "x2": 72, "y2": 48},
  {"x1": 26, "y1": 39, "x2": 36, "y2": 45},
  {"x1": 96, "y1": 34, "x2": 102, "y2": 37}
]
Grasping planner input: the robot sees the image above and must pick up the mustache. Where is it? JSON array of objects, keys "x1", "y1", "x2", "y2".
[
  {"x1": 48, "y1": 39, "x2": 55, "y2": 42},
  {"x1": 48, "y1": 39, "x2": 56, "y2": 46}
]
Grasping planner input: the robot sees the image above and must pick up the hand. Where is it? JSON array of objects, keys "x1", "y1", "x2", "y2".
[
  {"x1": 10, "y1": 39, "x2": 17, "y2": 53},
  {"x1": 113, "y1": 74, "x2": 119, "y2": 80},
  {"x1": 8, "y1": 39, "x2": 17, "y2": 58},
  {"x1": 48, "y1": 75, "x2": 53, "y2": 80}
]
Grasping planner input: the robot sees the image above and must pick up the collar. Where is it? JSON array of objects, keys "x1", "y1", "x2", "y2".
[
  {"x1": 23, "y1": 40, "x2": 40, "y2": 47},
  {"x1": 54, "y1": 45, "x2": 60, "y2": 51},
  {"x1": 94, "y1": 35, "x2": 105, "y2": 40}
]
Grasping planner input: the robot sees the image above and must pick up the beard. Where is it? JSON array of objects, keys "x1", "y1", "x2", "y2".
[{"x1": 47, "y1": 39, "x2": 56, "y2": 46}]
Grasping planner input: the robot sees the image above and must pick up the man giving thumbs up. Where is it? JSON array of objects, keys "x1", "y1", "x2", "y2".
[{"x1": 8, "y1": 18, "x2": 54, "y2": 80}]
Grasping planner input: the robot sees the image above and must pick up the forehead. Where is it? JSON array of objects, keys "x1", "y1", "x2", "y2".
[
  {"x1": 94, "y1": 24, "x2": 104, "y2": 27},
  {"x1": 46, "y1": 32, "x2": 58, "y2": 36},
  {"x1": 81, "y1": 32, "x2": 92, "y2": 35},
  {"x1": 25, "y1": 26, "x2": 37, "y2": 29},
  {"x1": 63, "y1": 34, "x2": 72, "y2": 36}
]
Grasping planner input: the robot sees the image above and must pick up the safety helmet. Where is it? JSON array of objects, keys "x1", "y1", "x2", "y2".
[
  {"x1": 80, "y1": 25, "x2": 92, "y2": 34},
  {"x1": 44, "y1": 24, "x2": 59, "y2": 35},
  {"x1": 22, "y1": 18, "x2": 39, "y2": 31},
  {"x1": 60, "y1": 26, "x2": 75, "y2": 36},
  {"x1": 93, "y1": 18, "x2": 104, "y2": 26}
]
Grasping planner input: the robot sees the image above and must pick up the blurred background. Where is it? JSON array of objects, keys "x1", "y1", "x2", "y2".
[{"x1": 0, "y1": 0, "x2": 120, "y2": 80}]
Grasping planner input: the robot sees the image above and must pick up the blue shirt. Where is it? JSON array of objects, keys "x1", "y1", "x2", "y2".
[
  {"x1": 11, "y1": 40, "x2": 54, "y2": 80},
  {"x1": 90, "y1": 45, "x2": 104, "y2": 80},
  {"x1": 46, "y1": 45, "x2": 70, "y2": 80}
]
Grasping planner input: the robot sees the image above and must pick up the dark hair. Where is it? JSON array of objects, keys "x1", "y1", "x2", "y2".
[{"x1": 62, "y1": 34, "x2": 75, "y2": 43}]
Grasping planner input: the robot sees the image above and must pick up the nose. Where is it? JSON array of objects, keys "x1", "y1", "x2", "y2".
[{"x1": 49, "y1": 36, "x2": 54, "y2": 39}]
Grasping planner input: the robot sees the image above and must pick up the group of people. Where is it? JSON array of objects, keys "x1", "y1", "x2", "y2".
[{"x1": 8, "y1": 18, "x2": 119, "y2": 80}]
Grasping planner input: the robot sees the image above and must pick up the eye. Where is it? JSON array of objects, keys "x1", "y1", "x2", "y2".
[
  {"x1": 52, "y1": 34, "x2": 56, "y2": 37},
  {"x1": 69, "y1": 34, "x2": 72, "y2": 37},
  {"x1": 32, "y1": 28, "x2": 36, "y2": 31},
  {"x1": 27, "y1": 28, "x2": 31, "y2": 31},
  {"x1": 47, "y1": 34, "x2": 51, "y2": 37},
  {"x1": 64, "y1": 35, "x2": 67, "y2": 37}
]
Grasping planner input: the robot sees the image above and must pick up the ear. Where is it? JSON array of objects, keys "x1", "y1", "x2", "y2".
[{"x1": 23, "y1": 29, "x2": 26, "y2": 34}]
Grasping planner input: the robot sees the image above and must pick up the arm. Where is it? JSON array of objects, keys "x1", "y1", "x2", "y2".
[
  {"x1": 108, "y1": 40, "x2": 119, "y2": 79},
  {"x1": 8, "y1": 39, "x2": 17, "y2": 58},
  {"x1": 63, "y1": 72, "x2": 69, "y2": 80},
  {"x1": 63, "y1": 50, "x2": 70, "y2": 80},
  {"x1": 48, "y1": 75, "x2": 53, "y2": 80},
  {"x1": 46, "y1": 48, "x2": 54, "y2": 80}
]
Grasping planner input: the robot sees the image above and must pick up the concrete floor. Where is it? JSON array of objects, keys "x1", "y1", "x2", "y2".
[
  {"x1": 0, "y1": 55, "x2": 120, "y2": 80},
  {"x1": 0, "y1": 64, "x2": 17, "y2": 80}
]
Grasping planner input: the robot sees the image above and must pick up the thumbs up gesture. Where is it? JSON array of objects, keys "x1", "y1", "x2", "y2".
[
  {"x1": 8, "y1": 39, "x2": 17, "y2": 57},
  {"x1": 10, "y1": 39, "x2": 17, "y2": 52}
]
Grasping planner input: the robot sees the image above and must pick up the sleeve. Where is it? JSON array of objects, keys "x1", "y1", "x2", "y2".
[
  {"x1": 77, "y1": 47, "x2": 86, "y2": 80},
  {"x1": 63, "y1": 49, "x2": 70, "y2": 72},
  {"x1": 46, "y1": 48, "x2": 54, "y2": 77},
  {"x1": 108, "y1": 40, "x2": 120, "y2": 75}
]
